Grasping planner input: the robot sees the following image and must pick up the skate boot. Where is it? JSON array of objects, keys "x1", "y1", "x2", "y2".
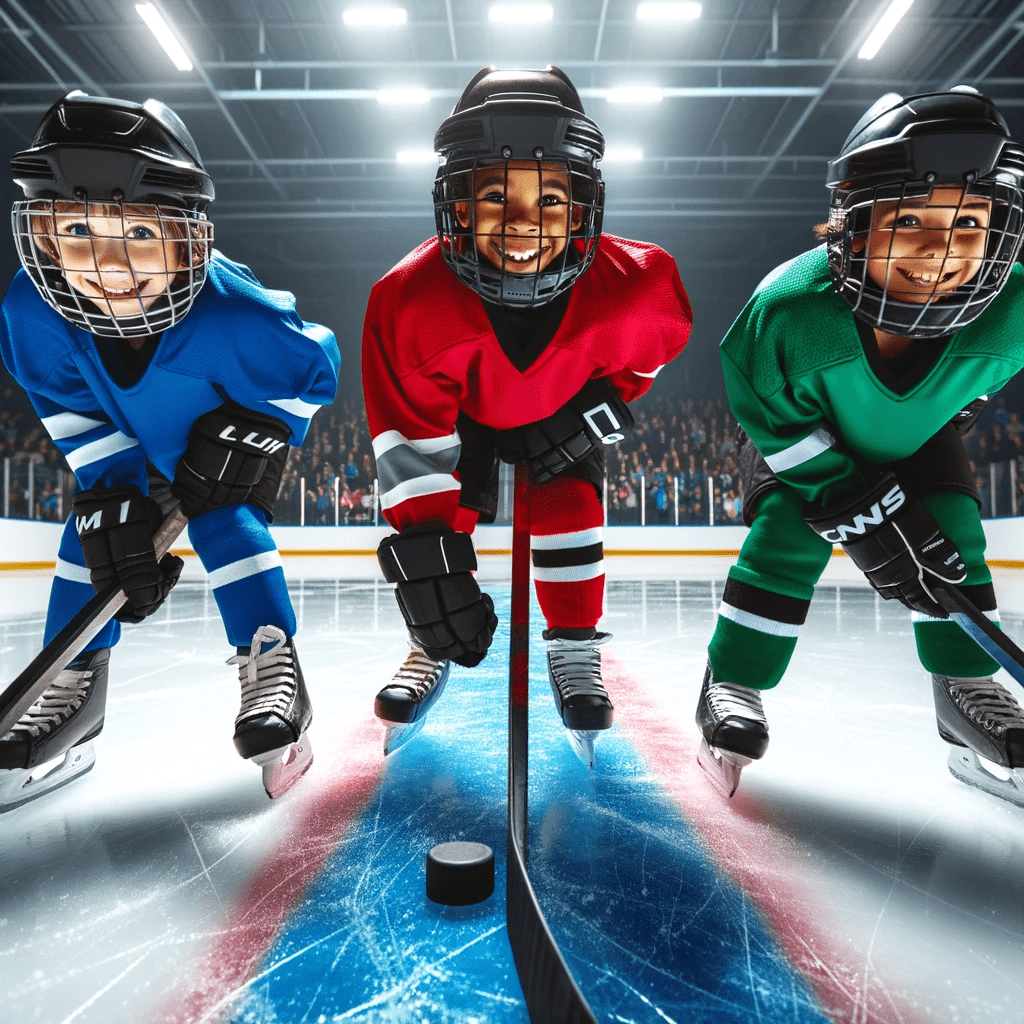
[
  {"x1": 695, "y1": 662, "x2": 769, "y2": 798},
  {"x1": 228, "y1": 625, "x2": 313, "y2": 799},
  {"x1": 545, "y1": 631, "x2": 613, "y2": 768},
  {"x1": 374, "y1": 640, "x2": 451, "y2": 755},
  {"x1": 933, "y1": 674, "x2": 1024, "y2": 808},
  {"x1": 0, "y1": 647, "x2": 109, "y2": 812}
]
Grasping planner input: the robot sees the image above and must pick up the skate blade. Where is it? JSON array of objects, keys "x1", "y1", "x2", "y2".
[
  {"x1": 567, "y1": 730, "x2": 600, "y2": 770},
  {"x1": 947, "y1": 747, "x2": 1024, "y2": 809},
  {"x1": 382, "y1": 718, "x2": 425, "y2": 757},
  {"x1": 697, "y1": 738, "x2": 751, "y2": 799},
  {"x1": 254, "y1": 734, "x2": 313, "y2": 799},
  {"x1": 0, "y1": 740, "x2": 97, "y2": 813}
]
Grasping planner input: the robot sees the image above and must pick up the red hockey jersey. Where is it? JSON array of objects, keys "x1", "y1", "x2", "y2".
[{"x1": 362, "y1": 234, "x2": 692, "y2": 530}]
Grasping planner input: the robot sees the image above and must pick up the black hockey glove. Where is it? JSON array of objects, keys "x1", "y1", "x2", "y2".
[
  {"x1": 74, "y1": 484, "x2": 184, "y2": 624},
  {"x1": 172, "y1": 399, "x2": 290, "y2": 520},
  {"x1": 377, "y1": 526, "x2": 498, "y2": 668},
  {"x1": 803, "y1": 471, "x2": 966, "y2": 618},
  {"x1": 951, "y1": 395, "x2": 990, "y2": 434},
  {"x1": 496, "y1": 378, "x2": 633, "y2": 483}
]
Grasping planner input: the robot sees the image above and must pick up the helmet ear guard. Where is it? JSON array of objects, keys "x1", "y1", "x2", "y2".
[
  {"x1": 432, "y1": 66, "x2": 605, "y2": 309},
  {"x1": 825, "y1": 88, "x2": 1024, "y2": 338}
]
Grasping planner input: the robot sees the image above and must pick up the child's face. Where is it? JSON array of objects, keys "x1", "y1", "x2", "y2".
[
  {"x1": 44, "y1": 202, "x2": 190, "y2": 318},
  {"x1": 854, "y1": 185, "x2": 991, "y2": 305},
  {"x1": 455, "y1": 161, "x2": 583, "y2": 275}
]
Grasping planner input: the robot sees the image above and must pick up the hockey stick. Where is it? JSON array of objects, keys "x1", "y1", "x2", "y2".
[
  {"x1": 506, "y1": 463, "x2": 597, "y2": 1024},
  {"x1": 0, "y1": 506, "x2": 189, "y2": 736},
  {"x1": 932, "y1": 582, "x2": 1024, "y2": 688}
]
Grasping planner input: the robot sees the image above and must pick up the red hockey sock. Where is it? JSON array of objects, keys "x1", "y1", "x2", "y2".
[{"x1": 529, "y1": 477, "x2": 604, "y2": 632}]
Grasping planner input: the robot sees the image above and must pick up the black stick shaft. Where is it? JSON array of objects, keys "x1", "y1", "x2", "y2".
[{"x1": 0, "y1": 508, "x2": 188, "y2": 735}]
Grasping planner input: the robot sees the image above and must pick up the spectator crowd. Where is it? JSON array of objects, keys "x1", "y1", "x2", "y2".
[{"x1": 4, "y1": 374, "x2": 1024, "y2": 526}]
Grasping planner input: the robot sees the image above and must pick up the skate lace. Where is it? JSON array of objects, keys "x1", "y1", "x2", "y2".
[
  {"x1": 707, "y1": 681, "x2": 767, "y2": 725},
  {"x1": 948, "y1": 679, "x2": 1024, "y2": 737},
  {"x1": 391, "y1": 648, "x2": 447, "y2": 699},
  {"x1": 227, "y1": 625, "x2": 297, "y2": 721},
  {"x1": 547, "y1": 635, "x2": 610, "y2": 702},
  {"x1": 11, "y1": 665, "x2": 94, "y2": 739}
]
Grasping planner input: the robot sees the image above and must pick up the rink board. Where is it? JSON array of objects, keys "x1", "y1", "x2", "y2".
[{"x1": 1, "y1": 570, "x2": 1024, "y2": 1023}]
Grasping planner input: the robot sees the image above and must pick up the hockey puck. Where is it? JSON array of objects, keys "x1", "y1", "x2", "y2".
[{"x1": 426, "y1": 841, "x2": 495, "y2": 906}]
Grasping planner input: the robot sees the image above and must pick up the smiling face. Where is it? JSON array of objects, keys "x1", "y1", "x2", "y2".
[
  {"x1": 37, "y1": 201, "x2": 192, "y2": 318},
  {"x1": 454, "y1": 160, "x2": 583, "y2": 275},
  {"x1": 854, "y1": 186, "x2": 992, "y2": 303}
]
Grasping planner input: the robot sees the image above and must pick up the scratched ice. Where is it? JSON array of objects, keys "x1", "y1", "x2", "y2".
[{"x1": 1, "y1": 561, "x2": 1024, "y2": 1022}]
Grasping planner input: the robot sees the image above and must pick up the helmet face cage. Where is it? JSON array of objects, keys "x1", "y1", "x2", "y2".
[
  {"x1": 434, "y1": 154, "x2": 603, "y2": 308},
  {"x1": 12, "y1": 197, "x2": 213, "y2": 338}
]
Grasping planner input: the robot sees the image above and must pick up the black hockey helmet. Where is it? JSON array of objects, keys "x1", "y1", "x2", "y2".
[
  {"x1": 432, "y1": 66, "x2": 605, "y2": 308},
  {"x1": 10, "y1": 92, "x2": 214, "y2": 338},
  {"x1": 825, "y1": 86, "x2": 1024, "y2": 338}
]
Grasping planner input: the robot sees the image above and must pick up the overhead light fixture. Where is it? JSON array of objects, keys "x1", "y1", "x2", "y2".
[
  {"x1": 857, "y1": 0, "x2": 914, "y2": 60},
  {"x1": 603, "y1": 147, "x2": 644, "y2": 162},
  {"x1": 636, "y1": 2, "x2": 702, "y2": 21},
  {"x1": 377, "y1": 88, "x2": 431, "y2": 105},
  {"x1": 343, "y1": 6, "x2": 408, "y2": 27},
  {"x1": 135, "y1": 4, "x2": 193, "y2": 71},
  {"x1": 488, "y1": 4, "x2": 554, "y2": 23},
  {"x1": 605, "y1": 87, "x2": 665, "y2": 104},
  {"x1": 397, "y1": 149, "x2": 438, "y2": 163}
]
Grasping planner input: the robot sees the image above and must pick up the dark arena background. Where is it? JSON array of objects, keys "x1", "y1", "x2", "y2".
[{"x1": 3, "y1": 4, "x2": 1024, "y2": 1024}]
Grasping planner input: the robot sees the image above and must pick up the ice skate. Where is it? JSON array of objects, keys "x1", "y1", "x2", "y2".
[
  {"x1": 933, "y1": 674, "x2": 1024, "y2": 808},
  {"x1": 0, "y1": 647, "x2": 109, "y2": 812},
  {"x1": 374, "y1": 640, "x2": 452, "y2": 755},
  {"x1": 545, "y1": 631, "x2": 613, "y2": 769},
  {"x1": 695, "y1": 662, "x2": 769, "y2": 798},
  {"x1": 228, "y1": 625, "x2": 313, "y2": 798}
]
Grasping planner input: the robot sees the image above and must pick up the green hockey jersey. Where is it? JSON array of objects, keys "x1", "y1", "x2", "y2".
[{"x1": 720, "y1": 246, "x2": 1024, "y2": 506}]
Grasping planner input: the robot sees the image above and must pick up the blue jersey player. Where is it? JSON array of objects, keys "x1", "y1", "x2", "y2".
[{"x1": 0, "y1": 93, "x2": 339, "y2": 808}]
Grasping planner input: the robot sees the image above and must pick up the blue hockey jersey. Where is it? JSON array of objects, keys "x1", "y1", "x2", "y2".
[{"x1": 0, "y1": 251, "x2": 339, "y2": 493}]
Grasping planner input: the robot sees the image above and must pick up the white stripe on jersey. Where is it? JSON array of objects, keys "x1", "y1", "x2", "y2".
[
  {"x1": 379, "y1": 473, "x2": 461, "y2": 510},
  {"x1": 42, "y1": 412, "x2": 105, "y2": 440},
  {"x1": 633, "y1": 364, "x2": 665, "y2": 379},
  {"x1": 719, "y1": 601, "x2": 801, "y2": 638},
  {"x1": 372, "y1": 429, "x2": 461, "y2": 459},
  {"x1": 65, "y1": 431, "x2": 140, "y2": 471},
  {"x1": 207, "y1": 549, "x2": 283, "y2": 590},
  {"x1": 268, "y1": 396, "x2": 321, "y2": 419},
  {"x1": 533, "y1": 561, "x2": 605, "y2": 583},
  {"x1": 530, "y1": 527, "x2": 603, "y2": 550},
  {"x1": 764, "y1": 426, "x2": 836, "y2": 474}
]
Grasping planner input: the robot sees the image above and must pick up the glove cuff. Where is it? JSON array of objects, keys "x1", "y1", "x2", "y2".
[{"x1": 377, "y1": 527, "x2": 477, "y2": 583}]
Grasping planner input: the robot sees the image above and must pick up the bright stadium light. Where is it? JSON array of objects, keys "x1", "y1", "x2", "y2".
[
  {"x1": 377, "y1": 88, "x2": 431, "y2": 105},
  {"x1": 603, "y1": 147, "x2": 644, "y2": 162},
  {"x1": 858, "y1": 0, "x2": 915, "y2": 60},
  {"x1": 135, "y1": 4, "x2": 193, "y2": 71},
  {"x1": 605, "y1": 86, "x2": 665, "y2": 104},
  {"x1": 636, "y1": 2, "x2": 702, "y2": 21},
  {"x1": 488, "y1": 4, "x2": 554, "y2": 23},
  {"x1": 397, "y1": 149, "x2": 439, "y2": 163},
  {"x1": 343, "y1": 6, "x2": 408, "y2": 27}
]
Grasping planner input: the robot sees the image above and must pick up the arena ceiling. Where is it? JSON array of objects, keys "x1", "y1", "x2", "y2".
[{"x1": 2, "y1": 0, "x2": 1024, "y2": 393}]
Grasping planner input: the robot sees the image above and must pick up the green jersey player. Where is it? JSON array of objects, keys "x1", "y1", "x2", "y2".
[{"x1": 698, "y1": 86, "x2": 1024, "y2": 806}]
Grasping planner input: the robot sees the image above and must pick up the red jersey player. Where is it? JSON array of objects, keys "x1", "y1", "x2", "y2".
[{"x1": 362, "y1": 67, "x2": 692, "y2": 759}]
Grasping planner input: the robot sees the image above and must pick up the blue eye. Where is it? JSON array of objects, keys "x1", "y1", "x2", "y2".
[
  {"x1": 128, "y1": 225, "x2": 155, "y2": 240},
  {"x1": 66, "y1": 223, "x2": 89, "y2": 237}
]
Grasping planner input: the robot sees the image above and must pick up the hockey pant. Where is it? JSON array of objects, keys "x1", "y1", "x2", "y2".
[
  {"x1": 455, "y1": 475, "x2": 605, "y2": 632},
  {"x1": 707, "y1": 485, "x2": 1000, "y2": 689},
  {"x1": 46, "y1": 489, "x2": 296, "y2": 652}
]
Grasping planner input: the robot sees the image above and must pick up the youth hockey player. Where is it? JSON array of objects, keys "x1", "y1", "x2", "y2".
[
  {"x1": 0, "y1": 93, "x2": 339, "y2": 809},
  {"x1": 362, "y1": 66, "x2": 691, "y2": 759},
  {"x1": 698, "y1": 86, "x2": 1024, "y2": 806}
]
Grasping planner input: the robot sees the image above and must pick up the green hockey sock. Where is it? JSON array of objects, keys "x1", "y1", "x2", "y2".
[{"x1": 708, "y1": 614, "x2": 796, "y2": 690}]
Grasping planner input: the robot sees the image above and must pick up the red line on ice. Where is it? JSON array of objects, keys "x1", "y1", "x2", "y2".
[
  {"x1": 149, "y1": 714, "x2": 385, "y2": 1024},
  {"x1": 604, "y1": 654, "x2": 925, "y2": 1024}
]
